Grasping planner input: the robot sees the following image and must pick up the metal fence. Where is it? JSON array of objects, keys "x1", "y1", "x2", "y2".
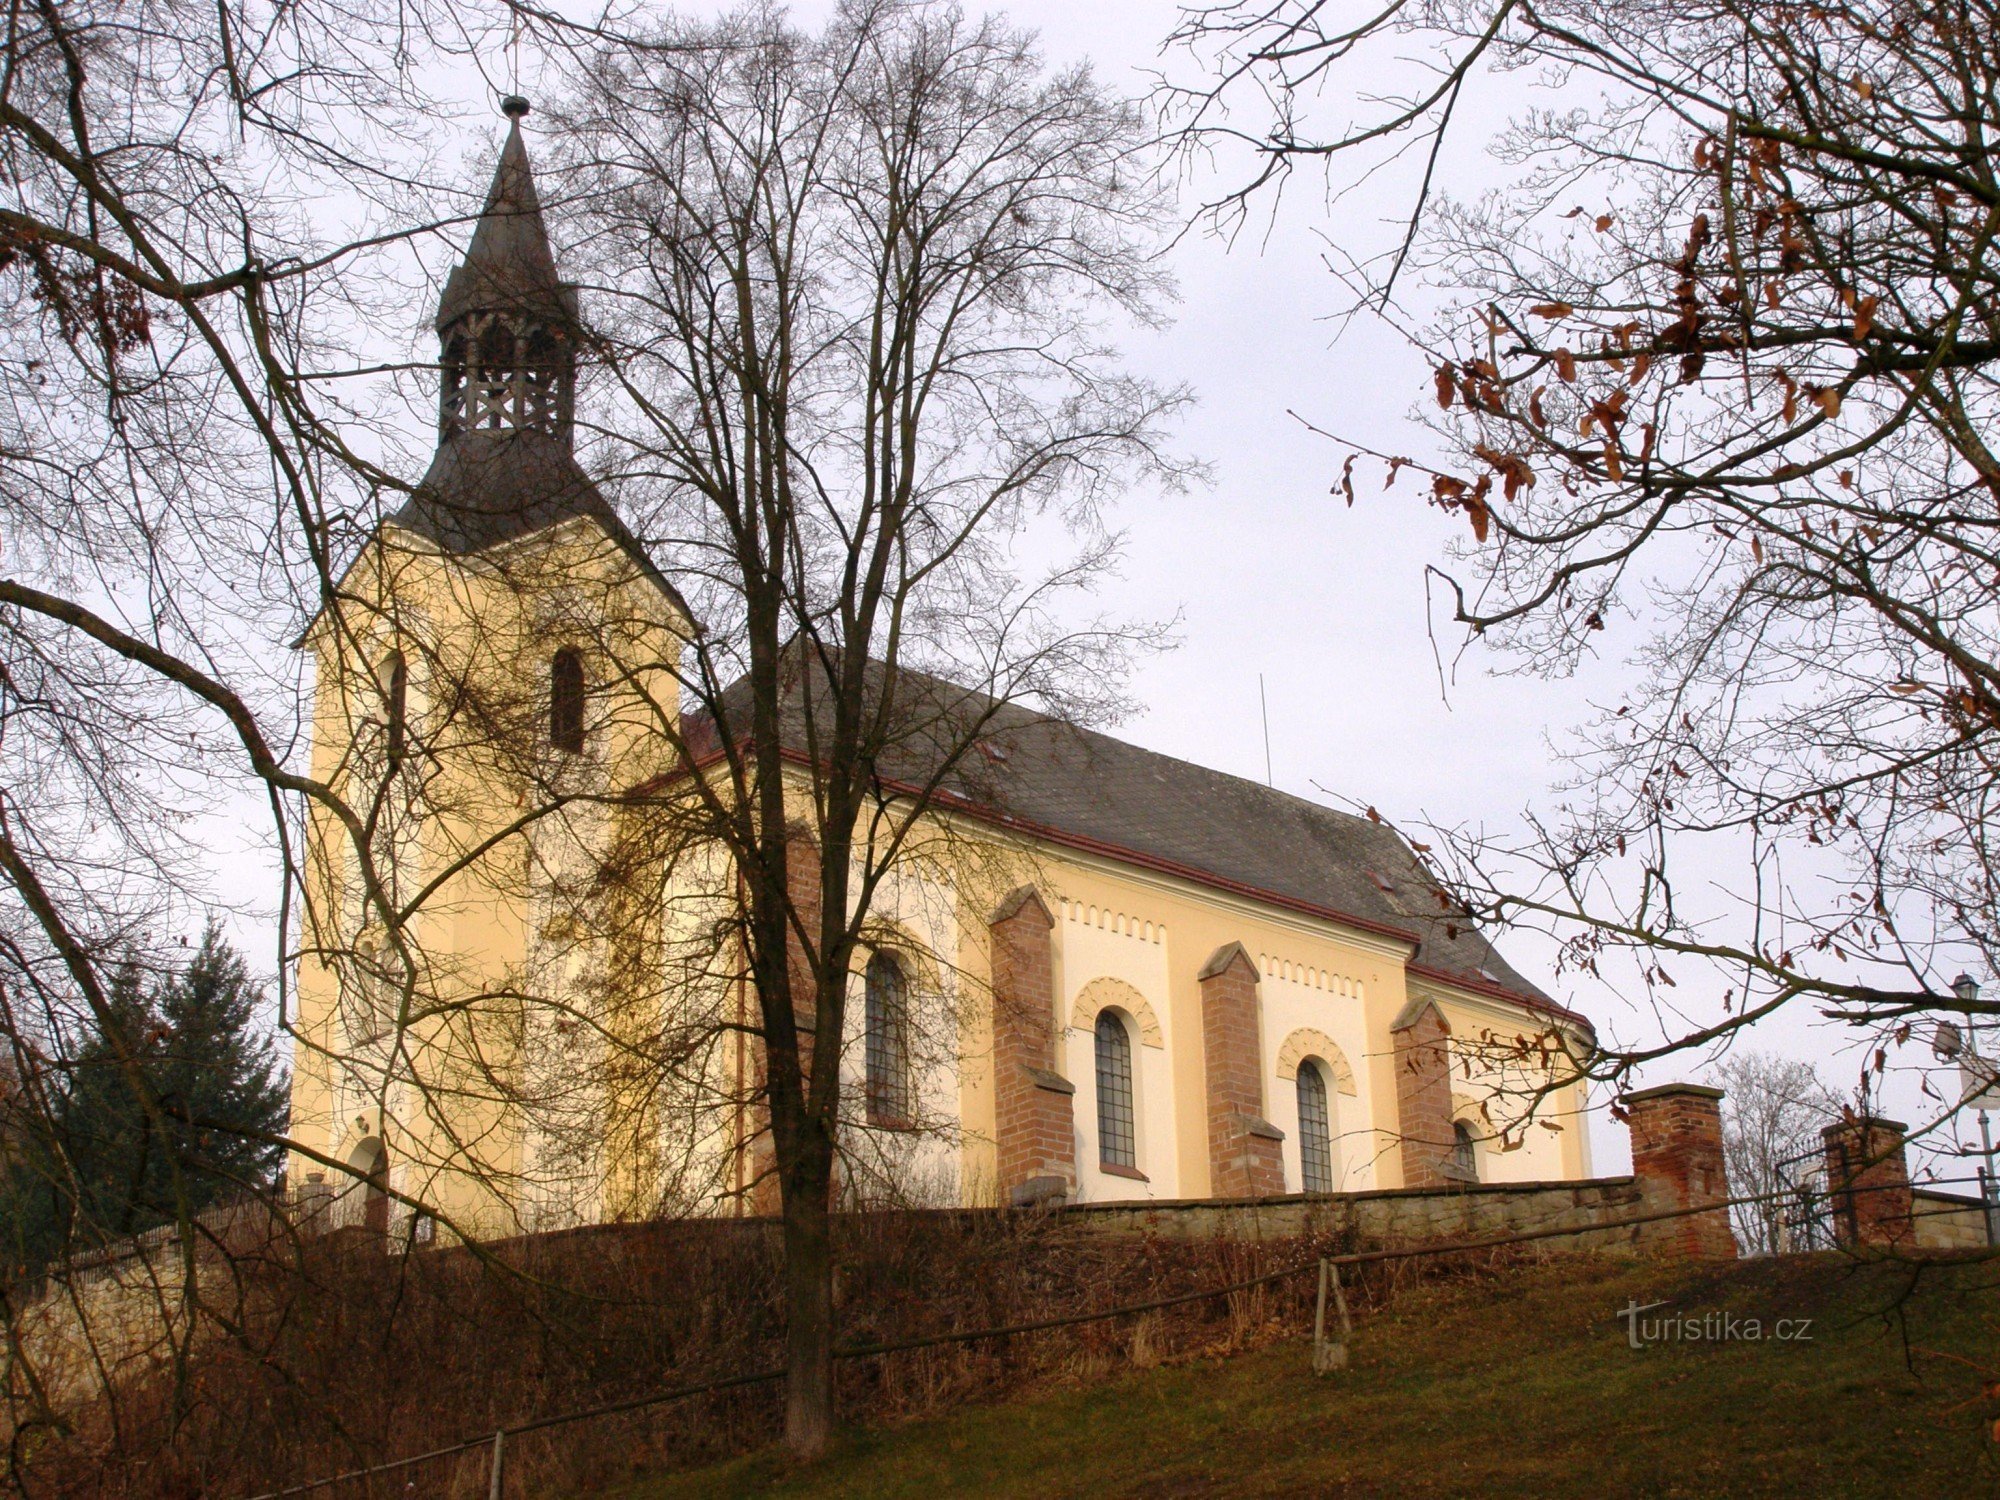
[
  {"x1": 1772, "y1": 1149, "x2": 1839, "y2": 1253},
  {"x1": 1772, "y1": 1149, "x2": 1996, "y2": 1252}
]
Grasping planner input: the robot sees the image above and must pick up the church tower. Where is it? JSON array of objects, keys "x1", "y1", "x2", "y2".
[{"x1": 287, "y1": 100, "x2": 690, "y2": 1239}]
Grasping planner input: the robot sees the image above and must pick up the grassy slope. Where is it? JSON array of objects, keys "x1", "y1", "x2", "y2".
[{"x1": 616, "y1": 1252, "x2": 2000, "y2": 1499}]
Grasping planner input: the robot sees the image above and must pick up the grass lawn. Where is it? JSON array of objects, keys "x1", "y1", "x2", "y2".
[{"x1": 612, "y1": 1251, "x2": 2000, "y2": 1498}]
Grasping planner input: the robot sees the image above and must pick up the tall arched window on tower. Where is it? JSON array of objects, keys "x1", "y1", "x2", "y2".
[
  {"x1": 384, "y1": 653, "x2": 408, "y2": 766},
  {"x1": 864, "y1": 952, "x2": 911, "y2": 1126},
  {"x1": 550, "y1": 648, "x2": 585, "y2": 753},
  {"x1": 1297, "y1": 1059, "x2": 1334, "y2": 1193},
  {"x1": 1094, "y1": 1011, "x2": 1137, "y2": 1170}
]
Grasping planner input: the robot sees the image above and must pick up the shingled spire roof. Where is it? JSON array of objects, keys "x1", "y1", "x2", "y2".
[{"x1": 434, "y1": 96, "x2": 577, "y2": 333}]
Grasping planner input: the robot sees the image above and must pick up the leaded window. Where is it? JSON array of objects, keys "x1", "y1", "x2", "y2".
[
  {"x1": 1297, "y1": 1060, "x2": 1334, "y2": 1193},
  {"x1": 550, "y1": 648, "x2": 585, "y2": 753},
  {"x1": 1451, "y1": 1120, "x2": 1480, "y2": 1182},
  {"x1": 1094, "y1": 1011, "x2": 1136, "y2": 1169},
  {"x1": 864, "y1": 952, "x2": 911, "y2": 1126}
]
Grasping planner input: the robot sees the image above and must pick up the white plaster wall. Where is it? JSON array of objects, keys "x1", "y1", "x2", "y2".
[
  {"x1": 837, "y1": 859, "x2": 964, "y2": 1205},
  {"x1": 1057, "y1": 900, "x2": 1180, "y2": 1202},
  {"x1": 1445, "y1": 1033, "x2": 1575, "y2": 1185},
  {"x1": 657, "y1": 840, "x2": 743, "y2": 1214},
  {"x1": 1256, "y1": 956, "x2": 1379, "y2": 1192}
]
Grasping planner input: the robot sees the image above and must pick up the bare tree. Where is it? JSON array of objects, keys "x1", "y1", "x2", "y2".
[
  {"x1": 0, "y1": 0, "x2": 679, "y2": 1469},
  {"x1": 537, "y1": 0, "x2": 1189, "y2": 1454},
  {"x1": 0, "y1": 0, "x2": 1182, "y2": 1472},
  {"x1": 1164, "y1": 0, "x2": 2000, "y2": 1136},
  {"x1": 1715, "y1": 1051, "x2": 1839, "y2": 1253}
]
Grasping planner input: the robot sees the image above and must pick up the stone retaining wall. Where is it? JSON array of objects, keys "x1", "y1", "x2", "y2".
[{"x1": 1054, "y1": 1176, "x2": 1649, "y2": 1252}]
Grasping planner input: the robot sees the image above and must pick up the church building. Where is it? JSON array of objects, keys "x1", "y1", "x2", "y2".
[{"x1": 285, "y1": 105, "x2": 1596, "y2": 1241}]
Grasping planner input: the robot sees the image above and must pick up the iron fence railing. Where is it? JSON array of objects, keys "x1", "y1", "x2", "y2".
[
  {"x1": 1771, "y1": 1149, "x2": 1996, "y2": 1252},
  {"x1": 1772, "y1": 1148, "x2": 1839, "y2": 1253}
]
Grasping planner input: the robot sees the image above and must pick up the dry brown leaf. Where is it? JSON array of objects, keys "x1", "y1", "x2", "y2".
[{"x1": 1466, "y1": 495, "x2": 1491, "y2": 543}]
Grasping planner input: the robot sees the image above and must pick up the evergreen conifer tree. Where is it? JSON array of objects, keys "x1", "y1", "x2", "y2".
[
  {"x1": 151, "y1": 923, "x2": 287, "y2": 1195},
  {"x1": 0, "y1": 923, "x2": 286, "y2": 1283}
]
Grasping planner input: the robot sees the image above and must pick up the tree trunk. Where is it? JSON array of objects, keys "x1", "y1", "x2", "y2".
[{"x1": 780, "y1": 1128, "x2": 835, "y2": 1456}]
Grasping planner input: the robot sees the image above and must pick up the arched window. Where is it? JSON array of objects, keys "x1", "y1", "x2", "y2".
[
  {"x1": 1297, "y1": 1059, "x2": 1334, "y2": 1194},
  {"x1": 1094, "y1": 1011, "x2": 1136, "y2": 1169},
  {"x1": 1450, "y1": 1120, "x2": 1480, "y2": 1183},
  {"x1": 550, "y1": 648, "x2": 585, "y2": 753},
  {"x1": 864, "y1": 952, "x2": 911, "y2": 1126},
  {"x1": 384, "y1": 653, "x2": 408, "y2": 765}
]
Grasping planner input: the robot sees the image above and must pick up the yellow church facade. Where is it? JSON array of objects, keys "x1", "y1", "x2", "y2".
[{"x1": 285, "y1": 106, "x2": 1595, "y2": 1243}]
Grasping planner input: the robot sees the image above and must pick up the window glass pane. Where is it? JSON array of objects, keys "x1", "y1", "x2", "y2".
[
  {"x1": 1094, "y1": 1012, "x2": 1135, "y2": 1168},
  {"x1": 1451, "y1": 1120, "x2": 1479, "y2": 1182},
  {"x1": 865, "y1": 953, "x2": 910, "y2": 1124},
  {"x1": 551, "y1": 649, "x2": 585, "y2": 753},
  {"x1": 1297, "y1": 1062, "x2": 1333, "y2": 1193}
]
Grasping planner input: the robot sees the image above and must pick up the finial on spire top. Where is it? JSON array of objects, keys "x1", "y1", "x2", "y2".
[{"x1": 501, "y1": 95, "x2": 531, "y2": 120}]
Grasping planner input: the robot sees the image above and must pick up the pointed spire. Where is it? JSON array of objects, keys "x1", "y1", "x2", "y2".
[
  {"x1": 435, "y1": 97, "x2": 576, "y2": 333},
  {"x1": 385, "y1": 97, "x2": 695, "y2": 621}
]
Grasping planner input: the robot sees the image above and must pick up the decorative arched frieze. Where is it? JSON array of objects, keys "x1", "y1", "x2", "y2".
[
  {"x1": 1451, "y1": 1093, "x2": 1492, "y2": 1130},
  {"x1": 1058, "y1": 898, "x2": 1166, "y2": 944},
  {"x1": 1070, "y1": 976, "x2": 1164, "y2": 1048},
  {"x1": 1274, "y1": 1028, "x2": 1357, "y2": 1095}
]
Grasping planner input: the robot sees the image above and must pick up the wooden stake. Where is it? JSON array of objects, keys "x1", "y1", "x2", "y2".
[{"x1": 1314, "y1": 1258, "x2": 1350, "y2": 1373}]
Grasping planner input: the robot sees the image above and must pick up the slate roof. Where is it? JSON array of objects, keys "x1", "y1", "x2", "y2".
[
  {"x1": 386, "y1": 434, "x2": 693, "y2": 621},
  {"x1": 434, "y1": 101, "x2": 577, "y2": 334},
  {"x1": 685, "y1": 658, "x2": 1582, "y2": 1029}
]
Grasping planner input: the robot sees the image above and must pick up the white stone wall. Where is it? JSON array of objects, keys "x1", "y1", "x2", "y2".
[
  {"x1": 1057, "y1": 900, "x2": 1180, "y2": 1202},
  {"x1": 1254, "y1": 956, "x2": 1379, "y2": 1192}
]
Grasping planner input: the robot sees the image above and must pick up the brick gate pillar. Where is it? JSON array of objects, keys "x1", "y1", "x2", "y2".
[
  {"x1": 1822, "y1": 1116, "x2": 1914, "y2": 1249},
  {"x1": 990, "y1": 886, "x2": 1075, "y2": 1205},
  {"x1": 1198, "y1": 942, "x2": 1285, "y2": 1197},
  {"x1": 1623, "y1": 1083, "x2": 1737, "y2": 1259}
]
